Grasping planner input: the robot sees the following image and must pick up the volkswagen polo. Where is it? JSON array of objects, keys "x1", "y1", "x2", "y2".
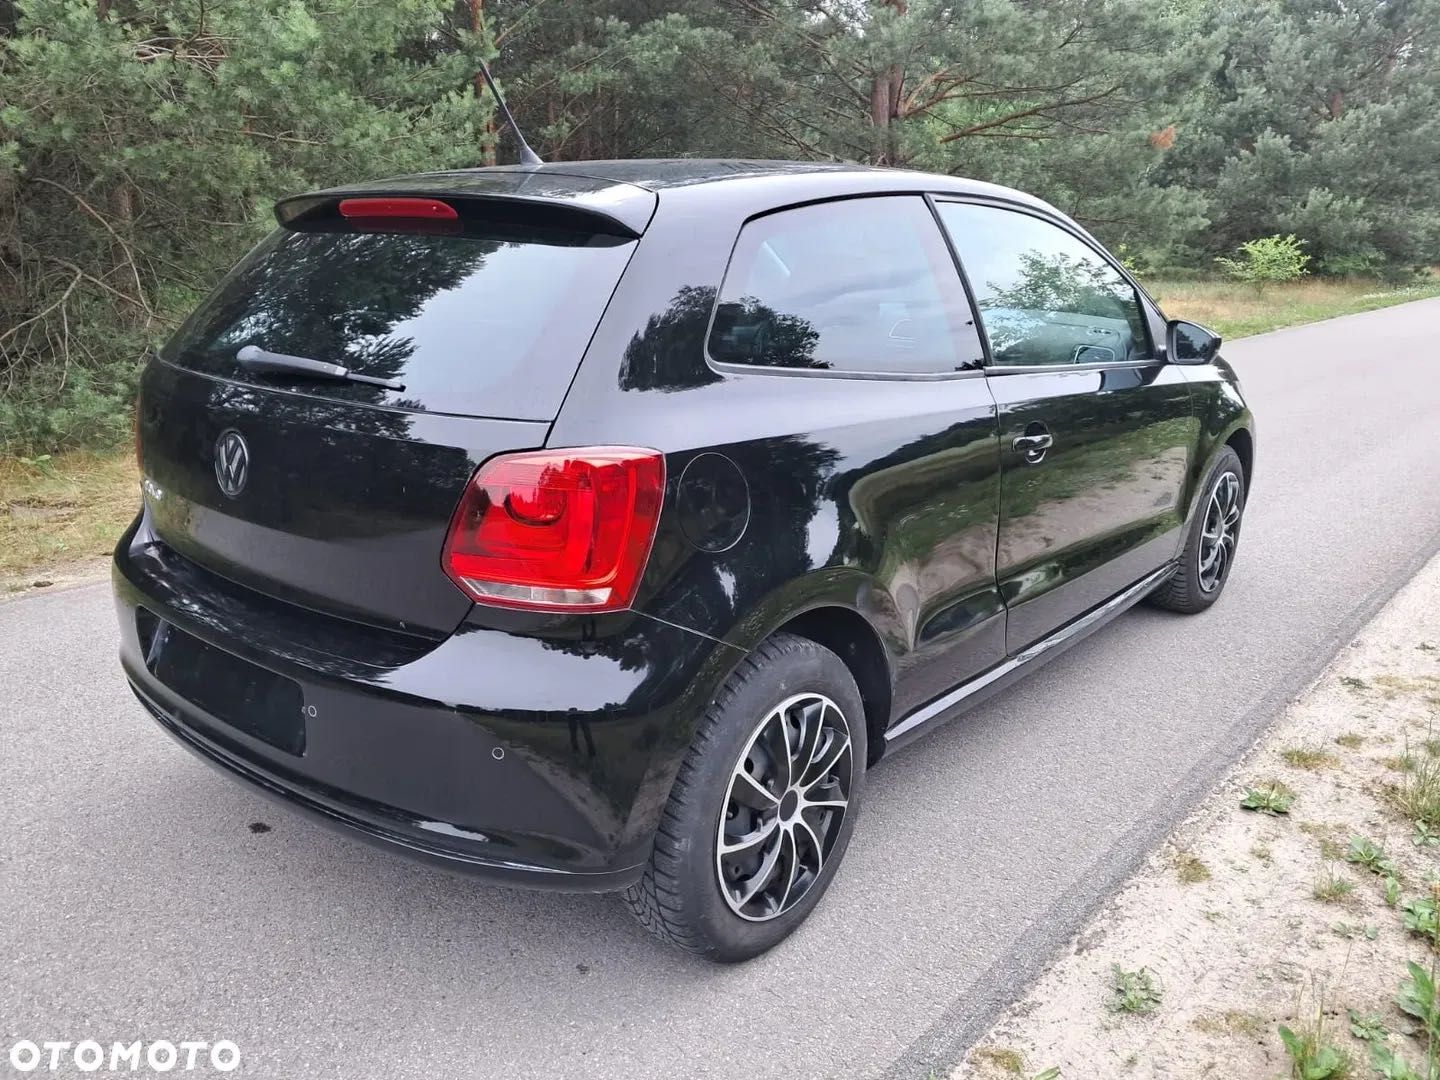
[{"x1": 115, "y1": 159, "x2": 1254, "y2": 961}]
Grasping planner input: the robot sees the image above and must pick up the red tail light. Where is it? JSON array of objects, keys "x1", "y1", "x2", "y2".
[
  {"x1": 443, "y1": 447, "x2": 666, "y2": 612},
  {"x1": 338, "y1": 197, "x2": 458, "y2": 220}
]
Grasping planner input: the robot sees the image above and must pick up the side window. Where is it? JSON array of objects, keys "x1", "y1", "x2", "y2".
[
  {"x1": 935, "y1": 202, "x2": 1151, "y2": 368},
  {"x1": 708, "y1": 197, "x2": 980, "y2": 375}
]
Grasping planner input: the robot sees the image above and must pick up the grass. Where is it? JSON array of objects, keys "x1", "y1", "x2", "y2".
[
  {"x1": 1283, "y1": 745, "x2": 1340, "y2": 771},
  {"x1": 1173, "y1": 849, "x2": 1213, "y2": 884},
  {"x1": 1313, "y1": 866, "x2": 1357, "y2": 904},
  {"x1": 1316, "y1": 836, "x2": 1346, "y2": 862},
  {"x1": 1388, "y1": 755, "x2": 1440, "y2": 830},
  {"x1": 0, "y1": 450, "x2": 138, "y2": 587},
  {"x1": 972, "y1": 1046, "x2": 1026, "y2": 1075},
  {"x1": 1147, "y1": 273, "x2": 1440, "y2": 340},
  {"x1": 1278, "y1": 1016, "x2": 1353, "y2": 1080},
  {"x1": 1382, "y1": 753, "x2": 1417, "y2": 774}
]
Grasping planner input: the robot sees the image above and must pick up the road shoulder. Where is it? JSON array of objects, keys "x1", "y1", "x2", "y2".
[{"x1": 955, "y1": 552, "x2": 1440, "y2": 1079}]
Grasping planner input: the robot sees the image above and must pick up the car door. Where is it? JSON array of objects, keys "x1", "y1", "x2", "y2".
[{"x1": 933, "y1": 199, "x2": 1196, "y2": 653}]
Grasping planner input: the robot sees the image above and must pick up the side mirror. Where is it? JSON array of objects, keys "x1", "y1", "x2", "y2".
[{"x1": 1167, "y1": 319, "x2": 1222, "y2": 365}]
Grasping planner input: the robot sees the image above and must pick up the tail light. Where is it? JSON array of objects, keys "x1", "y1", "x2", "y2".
[{"x1": 443, "y1": 447, "x2": 666, "y2": 612}]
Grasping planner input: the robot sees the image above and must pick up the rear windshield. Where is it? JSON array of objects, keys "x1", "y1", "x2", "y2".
[{"x1": 163, "y1": 217, "x2": 636, "y2": 420}]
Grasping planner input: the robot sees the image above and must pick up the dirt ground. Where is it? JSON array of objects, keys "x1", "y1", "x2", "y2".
[{"x1": 956, "y1": 552, "x2": 1440, "y2": 1080}]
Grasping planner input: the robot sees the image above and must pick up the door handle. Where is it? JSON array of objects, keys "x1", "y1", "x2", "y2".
[{"x1": 1012, "y1": 431, "x2": 1053, "y2": 464}]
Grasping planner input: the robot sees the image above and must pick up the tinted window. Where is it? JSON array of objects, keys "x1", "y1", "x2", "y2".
[
  {"x1": 936, "y1": 203, "x2": 1151, "y2": 368},
  {"x1": 708, "y1": 197, "x2": 979, "y2": 375},
  {"x1": 163, "y1": 219, "x2": 635, "y2": 420}
]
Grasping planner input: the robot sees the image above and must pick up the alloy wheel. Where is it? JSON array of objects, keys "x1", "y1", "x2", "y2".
[
  {"x1": 715, "y1": 692, "x2": 854, "y2": 922},
  {"x1": 1198, "y1": 470, "x2": 1242, "y2": 593}
]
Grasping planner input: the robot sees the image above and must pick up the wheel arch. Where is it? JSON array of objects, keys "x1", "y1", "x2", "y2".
[
  {"x1": 773, "y1": 606, "x2": 894, "y2": 768},
  {"x1": 1226, "y1": 425, "x2": 1254, "y2": 493},
  {"x1": 712, "y1": 567, "x2": 902, "y2": 770}
]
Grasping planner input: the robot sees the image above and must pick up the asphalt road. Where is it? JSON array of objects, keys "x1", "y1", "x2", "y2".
[{"x1": 5, "y1": 299, "x2": 1440, "y2": 1080}]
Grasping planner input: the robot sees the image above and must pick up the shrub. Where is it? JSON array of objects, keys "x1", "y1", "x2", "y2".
[{"x1": 1216, "y1": 234, "x2": 1312, "y2": 289}]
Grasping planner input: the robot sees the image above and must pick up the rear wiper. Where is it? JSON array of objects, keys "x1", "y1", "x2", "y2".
[{"x1": 236, "y1": 345, "x2": 405, "y2": 391}]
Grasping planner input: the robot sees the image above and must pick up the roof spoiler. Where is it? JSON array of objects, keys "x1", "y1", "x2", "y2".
[{"x1": 273, "y1": 187, "x2": 647, "y2": 239}]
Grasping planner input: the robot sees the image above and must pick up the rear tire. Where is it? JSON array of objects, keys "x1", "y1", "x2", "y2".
[
  {"x1": 1150, "y1": 445, "x2": 1246, "y2": 614},
  {"x1": 621, "y1": 633, "x2": 866, "y2": 962}
]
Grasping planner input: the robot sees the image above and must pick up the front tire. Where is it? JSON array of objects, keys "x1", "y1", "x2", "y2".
[
  {"x1": 622, "y1": 633, "x2": 867, "y2": 961},
  {"x1": 1150, "y1": 446, "x2": 1246, "y2": 614}
]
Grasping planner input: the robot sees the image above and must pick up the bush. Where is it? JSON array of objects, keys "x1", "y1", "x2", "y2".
[{"x1": 1216, "y1": 234, "x2": 1312, "y2": 289}]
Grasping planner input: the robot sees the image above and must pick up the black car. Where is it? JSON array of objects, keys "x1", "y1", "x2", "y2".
[{"x1": 115, "y1": 159, "x2": 1253, "y2": 961}]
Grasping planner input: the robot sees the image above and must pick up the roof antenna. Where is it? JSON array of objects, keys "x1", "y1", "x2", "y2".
[{"x1": 476, "y1": 58, "x2": 543, "y2": 167}]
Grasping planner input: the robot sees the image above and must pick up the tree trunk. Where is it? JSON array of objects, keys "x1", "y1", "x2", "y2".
[
  {"x1": 470, "y1": 0, "x2": 497, "y2": 166},
  {"x1": 868, "y1": 0, "x2": 908, "y2": 165}
]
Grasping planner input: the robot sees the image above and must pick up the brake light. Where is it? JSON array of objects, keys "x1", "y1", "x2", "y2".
[
  {"x1": 338, "y1": 197, "x2": 458, "y2": 220},
  {"x1": 443, "y1": 447, "x2": 666, "y2": 612}
]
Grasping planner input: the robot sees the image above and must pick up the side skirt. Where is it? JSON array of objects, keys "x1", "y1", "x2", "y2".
[{"x1": 882, "y1": 562, "x2": 1178, "y2": 754}]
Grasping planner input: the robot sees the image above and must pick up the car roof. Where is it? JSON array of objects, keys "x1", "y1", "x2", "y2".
[
  {"x1": 491, "y1": 158, "x2": 1049, "y2": 206},
  {"x1": 502, "y1": 159, "x2": 870, "y2": 190}
]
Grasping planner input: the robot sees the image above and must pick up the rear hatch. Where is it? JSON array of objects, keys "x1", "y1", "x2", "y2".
[{"x1": 138, "y1": 173, "x2": 653, "y2": 637}]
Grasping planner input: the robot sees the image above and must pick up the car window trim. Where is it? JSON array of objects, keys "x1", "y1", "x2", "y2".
[
  {"x1": 979, "y1": 357, "x2": 1165, "y2": 378},
  {"x1": 929, "y1": 195, "x2": 1159, "y2": 371},
  {"x1": 702, "y1": 193, "x2": 988, "y2": 384}
]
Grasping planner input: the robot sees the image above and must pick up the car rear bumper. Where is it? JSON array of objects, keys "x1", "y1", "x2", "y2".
[{"x1": 113, "y1": 515, "x2": 741, "y2": 891}]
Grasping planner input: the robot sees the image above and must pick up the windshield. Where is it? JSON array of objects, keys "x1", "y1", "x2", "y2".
[{"x1": 163, "y1": 218, "x2": 636, "y2": 420}]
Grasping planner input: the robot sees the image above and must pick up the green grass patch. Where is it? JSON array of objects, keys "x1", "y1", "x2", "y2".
[
  {"x1": 1313, "y1": 867, "x2": 1357, "y2": 904},
  {"x1": 1, "y1": 450, "x2": 138, "y2": 585},
  {"x1": 1283, "y1": 745, "x2": 1339, "y2": 771},
  {"x1": 1146, "y1": 274, "x2": 1440, "y2": 340}
]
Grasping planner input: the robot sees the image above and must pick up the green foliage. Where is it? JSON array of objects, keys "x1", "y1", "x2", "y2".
[
  {"x1": 1346, "y1": 836, "x2": 1399, "y2": 878},
  {"x1": 1372, "y1": 1045, "x2": 1431, "y2": 1080},
  {"x1": 1278, "y1": 1022, "x2": 1352, "y2": 1079},
  {"x1": 1216, "y1": 235, "x2": 1311, "y2": 288},
  {"x1": 1403, "y1": 897, "x2": 1440, "y2": 948},
  {"x1": 1346, "y1": 1009, "x2": 1387, "y2": 1042},
  {"x1": 1159, "y1": 0, "x2": 1440, "y2": 271},
  {"x1": 0, "y1": 0, "x2": 492, "y2": 452},
  {"x1": 1109, "y1": 965, "x2": 1163, "y2": 1015},
  {"x1": 1241, "y1": 782, "x2": 1295, "y2": 815},
  {"x1": 1397, "y1": 961, "x2": 1440, "y2": 1043},
  {"x1": 1381, "y1": 961, "x2": 1440, "y2": 1080}
]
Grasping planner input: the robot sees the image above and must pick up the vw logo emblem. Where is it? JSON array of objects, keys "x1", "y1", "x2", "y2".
[{"x1": 214, "y1": 429, "x2": 250, "y2": 498}]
